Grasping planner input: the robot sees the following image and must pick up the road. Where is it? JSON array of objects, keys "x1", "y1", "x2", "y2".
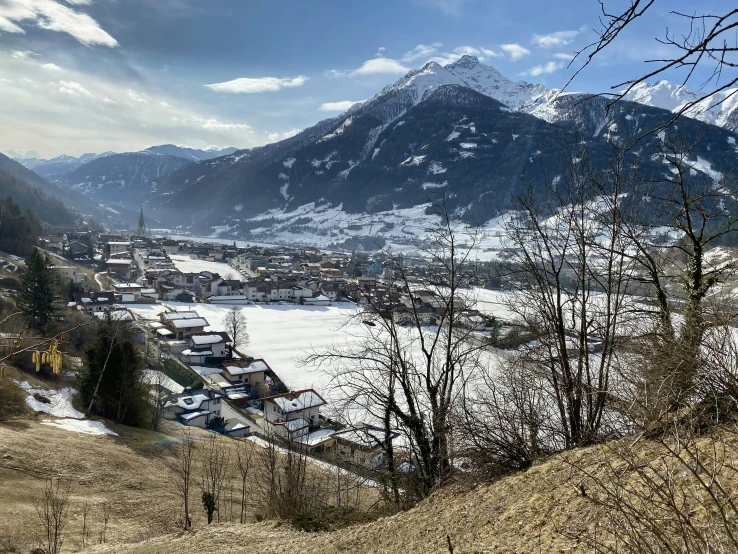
[{"x1": 94, "y1": 272, "x2": 108, "y2": 291}]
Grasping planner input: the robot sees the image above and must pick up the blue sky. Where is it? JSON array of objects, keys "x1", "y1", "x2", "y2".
[{"x1": 0, "y1": 0, "x2": 731, "y2": 158}]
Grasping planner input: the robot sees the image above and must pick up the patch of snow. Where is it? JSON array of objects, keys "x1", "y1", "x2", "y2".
[
  {"x1": 401, "y1": 155, "x2": 426, "y2": 166},
  {"x1": 428, "y1": 162, "x2": 447, "y2": 174},
  {"x1": 318, "y1": 117, "x2": 353, "y2": 142},
  {"x1": 20, "y1": 382, "x2": 84, "y2": 418},
  {"x1": 460, "y1": 142, "x2": 477, "y2": 149},
  {"x1": 283, "y1": 158, "x2": 296, "y2": 168},
  {"x1": 446, "y1": 131, "x2": 460, "y2": 141},
  {"x1": 41, "y1": 419, "x2": 118, "y2": 436},
  {"x1": 421, "y1": 182, "x2": 447, "y2": 189}
]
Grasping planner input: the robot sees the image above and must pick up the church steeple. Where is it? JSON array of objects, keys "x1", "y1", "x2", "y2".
[{"x1": 137, "y1": 207, "x2": 146, "y2": 237}]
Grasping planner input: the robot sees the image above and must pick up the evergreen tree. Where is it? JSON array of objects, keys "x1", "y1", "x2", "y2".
[
  {"x1": 17, "y1": 249, "x2": 58, "y2": 328},
  {"x1": 79, "y1": 318, "x2": 148, "y2": 426}
]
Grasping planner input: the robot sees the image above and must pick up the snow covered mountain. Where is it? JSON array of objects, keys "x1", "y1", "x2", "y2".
[
  {"x1": 143, "y1": 57, "x2": 738, "y2": 247},
  {"x1": 622, "y1": 80, "x2": 738, "y2": 132},
  {"x1": 144, "y1": 144, "x2": 239, "y2": 162},
  {"x1": 16, "y1": 152, "x2": 114, "y2": 180},
  {"x1": 59, "y1": 151, "x2": 193, "y2": 209}
]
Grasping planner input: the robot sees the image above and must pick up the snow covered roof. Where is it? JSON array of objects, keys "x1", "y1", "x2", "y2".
[
  {"x1": 191, "y1": 332, "x2": 231, "y2": 346},
  {"x1": 156, "y1": 328, "x2": 174, "y2": 336},
  {"x1": 181, "y1": 348, "x2": 213, "y2": 356},
  {"x1": 264, "y1": 389, "x2": 326, "y2": 413},
  {"x1": 278, "y1": 418, "x2": 310, "y2": 431},
  {"x1": 165, "y1": 391, "x2": 219, "y2": 410},
  {"x1": 106, "y1": 259, "x2": 133, "y2": 265},
  {"x1": 161, "y1": 311, "x2": 201, "y2": 321},
  {"x1": 223, "y1": 360, "x2": 268, "y2": 375},
  {"x1": 171, "y1": 318, "x2": 208, "y2": 329},
  {"x1": 296, "y1": 428, "x2": 336, "y2": 447},
  {"x1": 180, "y1": 410, "x2": 210, "y2": 421},
  {"x1": 209, "y1": 295, "x2": 247, "y2": 301}
]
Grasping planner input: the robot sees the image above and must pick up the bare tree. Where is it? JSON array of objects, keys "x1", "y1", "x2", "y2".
[
  {"x1": 34, "y1": 478, "x2": 71, "y2": 554},
  {"x1": 80, "y1": 501, "x2": 90, "y2": 550},
  {"x1": 305, "y1": 199, "x2": 487, "y2": 499},
  {"x1": 168, "y1": 428, "x2": 195, "y2": 530},
  {"x1": 235, "y1": 439, "x2": 255, "y2": 524},
  {"x1": 223, "y1": 308, "x2": 248, "y2": 352},
  {"x1": 200, "y1": 433, "x2": 230, "y2": 524},
  {"x1": 499, "y1": 146, "x2": 636, "y2": 450},
  {"x1": 569, "y1": 2, "x2": 738, "y2": 133}
]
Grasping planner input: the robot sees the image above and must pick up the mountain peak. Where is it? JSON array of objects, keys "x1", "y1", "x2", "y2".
[{"x1": 446, "y1": 55, "x2": 481, "y2": 70}]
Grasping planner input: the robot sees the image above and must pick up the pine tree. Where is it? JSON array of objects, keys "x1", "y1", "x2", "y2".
[{"x1": 17, "y1": 249, "x2": 58, "y2": 328}]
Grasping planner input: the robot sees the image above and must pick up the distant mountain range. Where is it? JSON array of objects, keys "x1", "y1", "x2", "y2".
[
  {"x1": 4, "y1": 58, "x2": 738, "y2": 247},
  {"x1": 135, "y1": 56, "x2": 738, "y2": 247}
]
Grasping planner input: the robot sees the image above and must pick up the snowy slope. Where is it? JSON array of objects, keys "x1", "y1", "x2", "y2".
[{"x1": 623, "y1": 80, "x2": 738, "y2": 131}]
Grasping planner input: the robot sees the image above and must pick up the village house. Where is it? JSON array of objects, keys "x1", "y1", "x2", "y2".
[
  {"x1": 113, "y1": 283, "x2": 143, "y2": 302},
  {"x1": 262, "y1": 389, "x2": 326, "y2": 439},
  {"x1": 53, "y1": 266, "x2": 82, "y2": 284},
  {"x1": 221, "y1": 359, "x2": 269, "y2": 391},
  {"x1": 106, "y1": 258, "x2": 134, "y2": 280},
  {"x1": 73, "y1": 291, "x2": 116, "y2": 315},
  {"x1": 162, "y1": 389, "x2": 224, "y2": 428},
  {"x1": 180, "y1": 332, "x2": 232, "y2": 364},
  {"x1": 195, "y1": 271, "x2": 241, "y2": 300},
  {"x1": 328, "y1": 424, "x2": 400, "y2": 469},
  {"x1": 159, "y1": 310, "x2": 208, "y2": 340},
  {"x1": 107, "y1": 241, "x2": 131, "y2": 256}
]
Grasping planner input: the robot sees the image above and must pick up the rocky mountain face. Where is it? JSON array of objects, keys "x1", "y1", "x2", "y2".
[
  {"x1": 58, "y1": 151, "x2": 194, "y2": 209},
  {"x1": 141, "y1": 56, "x2": 738, "y2": 246},
  {"x1": 144, "y1": 144, "x2": 239, "y2": 162}
]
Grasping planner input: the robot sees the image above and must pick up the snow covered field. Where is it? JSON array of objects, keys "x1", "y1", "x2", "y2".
[
  {"x1": 168, "y1": 254, "x2": 241, "y2": 279},
  {"x1": 130, "y1": 291, "x2": 510, "y2": 394},
  {"x1": 129, "y1": 301, "x2": 361, "y2": 392}
]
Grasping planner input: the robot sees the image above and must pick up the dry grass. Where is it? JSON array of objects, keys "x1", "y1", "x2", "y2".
[
  {"x1": 0, "y1": 415, "x2": 379, "y2": 553},
  {"x1": 76, "y1": 431, "x2": 738, "y2": 554}
]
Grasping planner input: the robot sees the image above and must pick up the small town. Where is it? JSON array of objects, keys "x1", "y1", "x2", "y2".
[{"x1": 3, "y1": 1, "x2": 738, "y2": 552}]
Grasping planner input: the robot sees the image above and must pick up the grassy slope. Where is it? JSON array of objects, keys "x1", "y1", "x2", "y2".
[
  {"x1": 4, "y1": 391, "x2": 732, "y2": 554},
  {"x1": 80, "y1": 442, "x2": 635, "y2": 554}
]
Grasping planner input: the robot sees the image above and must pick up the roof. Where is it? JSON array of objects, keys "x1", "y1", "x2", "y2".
[
  {"x1": 332, "y1": 425, "x2": 399, "y2": 450},
  {"x1": 165, "y1": 390, "x2": 222, "y2": 410},
  {"x1": 181, "y1": 348, "x2": 213, "y2": 356},
  {"x1": 276, "y1": 418, "x2": 310, "y2": 432},
  {"x1": 156, "y1": 328, "x2": 174, "y2": 336},
  {"x1": 180, "y1": 410, "x2": 210, "y2": 421},
  {"x1": 171, "y1": 318, "x2": 208, "y2": 329},
  {"x1": 263, "y1": 389, "x2": 326, "y2": 413},
  {"x1": 161, "y1": 311, "x2": 201, "y2": 321},
  {"x1": 106, "y1": 259, "x2": 133, "y2": 265},
  {"x1": 223, "y1": 359, "x2": 269, "y2": 375},
  {"x1": 191, "y1": 332, "x2": 232, "y2": 346}
]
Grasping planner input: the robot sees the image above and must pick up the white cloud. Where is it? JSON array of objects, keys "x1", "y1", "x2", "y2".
[
  {"x1": 58, "y1": 80, "x2": 91, "y2": 96},
  {"x1": 0, "y1": 0, "x2": 118, "y2": 47},
  {"x1": 11, "y1": 50, "x2": 35, "y2": 59},
  {"x1": 402, "y1": 43, "x2": 443, "y2": 62},
  {"x1": 267, "y1": 128, "x2": 301, "y2": 142},
  {"x1": 319, "y1": 100, "x2": 363, "y2": 112},
  {"x1": 522, "y1": 60, "x2": 566, "y2": 76},
  {"x1": 532, "y1": 29, "x2": 584, "y2": 49},
  {"x1": 127, "y1": 89, "x2": 146, "y2": 102},
  {"x1": 553, "y1": 53, "x2": 574, "y2": 60},
  {"x1": 425, "y1": 45, "x2": 502, "y2": 65},
  {"x1": 328, "y1": 57, "x2": 410, "y2": 78},
  {"x1": 205, "y1": 75, "x2": 308, "y2": 94},
  {"x1": 197, "y1": 118, "x2": 251, "y2": 132},
  {"x1": 41, "y1": 63, "x2": 63, "y2": 71},
  {"x1": 500, "y1": 43, "x2": 531, "y2": 61}
]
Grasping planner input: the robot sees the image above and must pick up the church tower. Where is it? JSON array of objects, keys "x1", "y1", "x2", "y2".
[{"x1": 137, "y1": 207, "x2": 147, "y2": 237}]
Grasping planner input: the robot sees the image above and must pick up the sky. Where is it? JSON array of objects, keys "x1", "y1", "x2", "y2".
[{"x1": 0, "y1": 0, "x2": 732, "y2": 159}]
